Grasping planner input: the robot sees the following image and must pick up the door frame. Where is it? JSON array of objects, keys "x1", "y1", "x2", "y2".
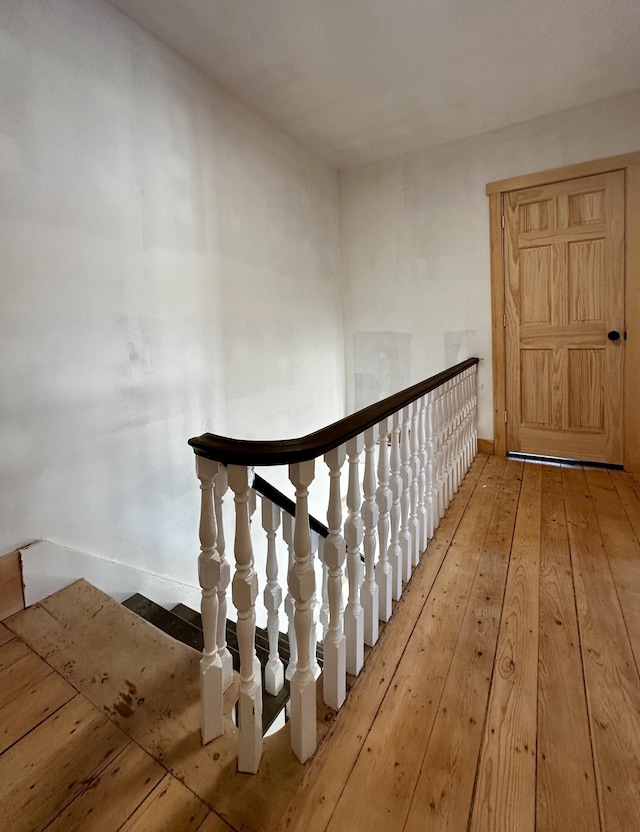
[{"x1": 487, "y1": 150, "x2": 640, "y2": 472}]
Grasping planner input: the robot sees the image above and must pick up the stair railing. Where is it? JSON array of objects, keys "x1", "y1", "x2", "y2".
[{"x1": 189, "y1": 357, "x2": 479, "y2": 773}]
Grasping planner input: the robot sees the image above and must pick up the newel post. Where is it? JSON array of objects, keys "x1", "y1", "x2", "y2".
[
  {"x1": 196, "y1": 456, "x2": 224, "y2": 745},
  {"x1": 227, "y1": 464, "x2": 262, "y2": 774},
  {"x1": 288, "y1": 459, "x2": 317, "y2": 763}
]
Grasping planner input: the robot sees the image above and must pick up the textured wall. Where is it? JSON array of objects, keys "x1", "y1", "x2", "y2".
[
  {"x1": 0, "y1": 0, "x2": 344, "y2": 582},
  {"x1": 340, "y1": 90, "x2": 640, "y2": 440}
]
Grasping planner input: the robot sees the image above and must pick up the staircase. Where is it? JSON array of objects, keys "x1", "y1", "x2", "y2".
[{"x1": 122, "y1": 593, "x2": 323, "y2": 735}]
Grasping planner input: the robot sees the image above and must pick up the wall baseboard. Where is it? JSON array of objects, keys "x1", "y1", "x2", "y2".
[
  {"x1": 477, "y1": 438, "x2": 495, "y2": 455},
  {"x1": 19, "y1": 541, "x2": 201, "y2": 612},
  {"x1": 0, "y1": 550, "x2": 24, "y2": 621}
]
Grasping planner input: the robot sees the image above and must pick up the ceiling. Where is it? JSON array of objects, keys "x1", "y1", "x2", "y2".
[{"x1": 108, "y1": 0, "x2": 640, "y2": 169}]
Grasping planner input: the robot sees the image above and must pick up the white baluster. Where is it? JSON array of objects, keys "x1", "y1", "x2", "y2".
[
  {"x1": 417, "y1": 396, "x2": 428, "y2": 553},
  {"x1": 227, "y1": 464, "x2": 262, "y2": 774},
  {"x1": 323, "y1": 445, "x2": 347, "y2": 710},
  {"x1": 454, "y1": 375, "x2": 464, "y2": 492},
  {"x1": 425, "y1": 391, "x2": 435, "y2": 541},
  {"x1": 288, "y1": 460, "x2": 317, "y2": 763},
  {"x1": 262, "y1": 497, "x2": 284, "y2": 697},
  {"x1": 213, "y1": 466, "x2": 233, "y2": 690},
  {"x1": 318, "y1": 537, "x2": 330, "y2": 639},
  {"x1": 283, "y1": 512, "x2": 297, "y2": 682},
  {"x1": 470, "y1": 367, "x2": 478, "y2": 462},
  {"x1": 465, "y1": 369, "x2": 474, "y2": 470},
  {"x1": 399, "y1": 406, "x2": 413, "y2": 583},
  {"x1": 409, "y1": 401, "x2": 421, "y2": 566},
  {"x1": 196, "y1": 456, "x2": 224, "y2": 745},
  {"x1": 360, "y1": 424, "x2": 380, "y2": 647},
  {"x1": 435, "y1": 387, "x2": 446, "y2": 524},
  {"x1": 309, "y1": 530, "x2": 321, "y2": 681},
  {"x1": 453, "y1": 376, "x2": 462, "y2": 488},
  {"x1": 389, "y1": 411, "x2": 403, "y2": 601},
  {"x1": 375, "y1": 417, "x2": 393, "y2": 623},
  {"x1": 445, "y1": 381, "x2": 455, "y2": 509},
  {"x1": 440, "y1": 383, "x2": 450, "y2": 513},
  {"x1": 344, "y1": 435, "x2": 365, "y2": 676}
]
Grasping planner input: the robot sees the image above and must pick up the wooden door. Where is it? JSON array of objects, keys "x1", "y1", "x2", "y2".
[{"x1": 504, "y1": 171, "x2": 625, "y2": 463}]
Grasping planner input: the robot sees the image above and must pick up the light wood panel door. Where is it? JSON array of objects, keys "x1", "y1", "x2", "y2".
[{"x1": 504, "y1": 171, "x2": 625, "y2": 463}]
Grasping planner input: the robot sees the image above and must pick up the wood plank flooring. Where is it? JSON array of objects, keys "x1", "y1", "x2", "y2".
[
  {"x1": 0, "y1": 631, "x2": 232, "y2": 831},
  {"x1": 2, "y1": 456, "x2": 639, "y2": 832},
  {"x1": 281, "y1": 457, "x2": 640, "y2": 832}
]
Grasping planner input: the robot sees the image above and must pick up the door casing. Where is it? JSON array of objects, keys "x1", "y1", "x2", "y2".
[{"x1": 487, "y1": 151, "x2": 640, "y2": 472}]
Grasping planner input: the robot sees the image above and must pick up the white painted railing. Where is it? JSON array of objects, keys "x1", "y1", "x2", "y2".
[{"x1": 190, "y1": 358, "x2": 478, "y2": 773}]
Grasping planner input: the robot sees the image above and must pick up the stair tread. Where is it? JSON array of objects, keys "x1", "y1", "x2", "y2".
[
  {"x1": 171, "y1": 603, "x2": 324, "y2": 664},
  {"x1": 122, "y1": 594, "x2": 291, "y2": 735}
]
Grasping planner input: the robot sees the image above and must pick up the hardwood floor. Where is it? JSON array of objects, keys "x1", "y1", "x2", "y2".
[
  {"x1": 280, "y1": 456, "x2": 640, "y2": 832},
  {"x1": 2, "y1": 455, "x2": 639, "y2": 832},
  {"x1": 0, "y1": 624, "x2": 229, "y2": 832}
]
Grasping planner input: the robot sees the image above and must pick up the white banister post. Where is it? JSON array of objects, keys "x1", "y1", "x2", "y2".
[
  {"x1": 472, "y1": 366, "x2": 479, "y2": 456},
  {"x1": 283, "y1": 513, "x2": 297, "y2": 682},
  {"x1": 440, "y1": 382, "x2": 451, "y2": 513},
  {"x1": 361, "y1": 424, "x2": 380, "y2": 647},
  {"x1": 465, "y1": 369, "x2": 474, "y2": 470},
  {"x1": 262, "y1": 497, "x2": 284, "y2": 697},
  {"x1": 227, "y1": 464, "x2": 262, "y2": 774},
  {"x1": 435, "y1": 387, "x2": 446, "y2": 524},
  {"x1": 375, "y1": 417, "x2": 393, "y2": 623},
  {"x1": 409, "y1": 401, "x2": 421, "y2": 566},
  {"x1": 318, "y1": 537, "x2": 330, "y2": 639},
  {"x1": 288, "y1": 460, "x2": 317, "y2": 763},
  {"x1": 309, "y1": 531, "x2": 321, "y2": 681},
  {"x1": 417, "y1": 396, "x2": 428, "y2": 553},
  {"x1": 451, "y1": 376, "x2": 462, "y2": 493},
  {"x1": 323, "y1": 445, "x2": 347, "y2": 710},
  {"x1": 213, "y1": 466, "x2": 233, "y2": 691},
  {"x1": 389, "y1": 411, "x2": 403, "y2": 601},
  {"x1": 399, "y1": 406, "x2": 413, "y2": 583},
  {"x1": 445, "y1": 380, "x2": 455, "y2": 508},
  {"x1": 425, "y1": 391, "x2": 435, "y2": 541},
  {"x1": 196, "y1": 456, "x2": 224, "y2": 745},
  {"x1": 344, "y1": 435, "x2": 365, "y2": 676},
  {"x1": 454, "y1": 375, "x2": 464, "y2": 491}
]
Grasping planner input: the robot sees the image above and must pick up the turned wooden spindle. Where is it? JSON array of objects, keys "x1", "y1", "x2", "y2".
[
  {"x1": 389, "y1": 411, "x2": 403, "y2": 601},
  {"x1": 288, "y1": 460, "x2": 317, "y2": 763},
  {"x1": 399, "y1": 406, "x2": 413, "y2": 583},
  {"x1": 323, "y1": 445, "x2": 347, "y2": 709},
  {"x1": 262, "y1": 497, "x2": 284, "y2": 696},
  {"x1": 283, "y1": 512, "x2": 298, "y2": 682},
  {"x1": 196, "y1": 456, "x2": 224, "y2": 745},
  {"x1": 360, "y1": 424, "x2": 380, "y2": 647},
  {"x1": 344, "y1": 434, "x2": 365, "y2": 676},
  {"x1": 409, "y1": 400, "x2": 421, "y2": 567},
  {"x1": 375, "y1": 416, "x2": 393, "y2": 623},
  {"x1": 417, "y1": 396, "x2": 428, "y2": 552},
  {"x1": 213, "y1": 465, "x2": 233, "y2": 690},
  {"x1": 228, "y1": 464, "x2": 262, "y2": 774}
]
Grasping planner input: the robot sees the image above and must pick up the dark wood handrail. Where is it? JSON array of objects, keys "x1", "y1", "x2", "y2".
[
  {"x1": 252, "y1": 473, "x2": 329, "y2": 538},
  {"x1": 189, "y1": 357, "x2": 479, "y2": 467}
]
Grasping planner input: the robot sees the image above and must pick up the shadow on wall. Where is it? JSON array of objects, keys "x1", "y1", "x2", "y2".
[{"x1": 353, "y1": 331, "x2": 412, "y2": 411}]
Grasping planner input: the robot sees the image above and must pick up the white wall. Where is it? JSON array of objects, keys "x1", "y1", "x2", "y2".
[
  {"x1": 0, "y1": 0, "x2": 345, "y2": 585},
  {"x1": 340, "y1": 90, "x2": 640, "y2": 440}
]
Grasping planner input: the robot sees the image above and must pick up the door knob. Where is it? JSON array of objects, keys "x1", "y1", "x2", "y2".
[{"x1": 607, "y1": 330, "x2": 621, "y2": 341}]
